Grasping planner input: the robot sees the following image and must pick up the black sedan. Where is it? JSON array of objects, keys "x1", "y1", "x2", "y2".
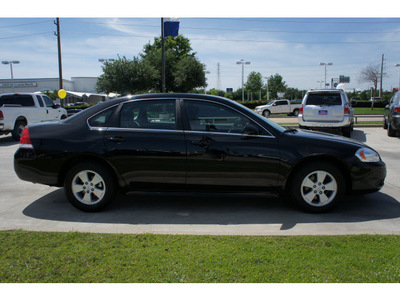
[
  {"x1": 14, "y1": 93, "x2": 386, "y2": 213},
  {"x1": 384, "y1": 91, "x2": 400, "y2": 137}
]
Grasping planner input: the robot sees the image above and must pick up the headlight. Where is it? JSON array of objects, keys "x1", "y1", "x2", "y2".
[{"x1": 355, "y1": 147, "x2": 380, "y2": 162}]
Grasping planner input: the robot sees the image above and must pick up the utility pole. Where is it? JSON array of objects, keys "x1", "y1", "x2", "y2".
[
  {"x1": 54, "y1": 18, "x2": 63, "y2": 91},
  {"x1": 379, "y1": 54, "x2": 384, "y2": 98},
  {"x1": 161, "y1": 18, "x2": 166, "y2": 93}
]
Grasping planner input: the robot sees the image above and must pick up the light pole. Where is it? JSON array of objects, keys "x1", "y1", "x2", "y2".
[
  {"x1": 264, "y1": 76, "x2": 270, "y2": 101},
  {"x1": 396, "y1": 64, "x2": 400, "y2": 90},
  {"x1": 320, "y1": 62, "x2": 333, "y2": 89},
  {"x1": 236, "y1": 59, "x2": 250, "y2": 101},
  {"x1": 204, "y1": 70, "x2": 210, "y2": 94},
  {"x1": 2, "y1": 60, "x2": 20, "y2": 93}
]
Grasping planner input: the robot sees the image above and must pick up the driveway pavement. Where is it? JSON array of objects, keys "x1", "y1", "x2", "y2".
[{"x1": 1, "y1": 127, "x2": 399, "y2": 236}]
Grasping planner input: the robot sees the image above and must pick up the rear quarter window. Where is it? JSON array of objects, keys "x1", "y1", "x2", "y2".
[
  {"x1": 0, "y1": 95, "x2": 35, "y2": 106},
  {"x1": 305, "y1": 93, "x2": 342, "y2": 106}
]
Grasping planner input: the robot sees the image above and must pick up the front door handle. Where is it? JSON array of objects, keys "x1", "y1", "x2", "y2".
[{"x1": 106, "y1": 136, "x2": 127, "y2": 143}]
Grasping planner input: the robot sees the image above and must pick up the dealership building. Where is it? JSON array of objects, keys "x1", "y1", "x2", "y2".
[{"x1": 0, "y1": 77, "x2": 110, "y2": 104}]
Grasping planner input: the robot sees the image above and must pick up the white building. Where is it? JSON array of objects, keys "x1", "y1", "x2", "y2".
[{"x1": 0, "y1": 77, "x2": 108, "y2": 104}]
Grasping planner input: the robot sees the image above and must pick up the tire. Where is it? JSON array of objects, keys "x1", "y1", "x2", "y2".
[
  {"x1": 262, "y1": 110, "x2": 270, "y2": 117},
  {"x1": 289, "y1": 162, "x2": 345, "y2": 213},
  {"x1": 293, "y1": 109, "x2": 299, "y2": 116},
  {"x1": 383, "y1": 117, "x2": 388, "y2": 129},
  {"x1": 64, "y1": 162, "x2": 116, "y2": 212},
  {"x1": 11, "y1": 120, "x2": 26, "y2": 141},
  {"x1": 387, "y1": 122, "x2": 396, "y2": 137},
  {"x1": 342, "y1": 125, "x2": 351, "y2": 137}
]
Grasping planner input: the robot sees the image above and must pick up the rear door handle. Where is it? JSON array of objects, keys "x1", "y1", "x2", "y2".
[{"x1": 106, "y1": 136, "x2": 127, "y2": 143}]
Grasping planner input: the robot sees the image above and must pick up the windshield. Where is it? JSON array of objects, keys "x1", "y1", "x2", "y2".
[{"x1": 234, "y1": 100, "x2": 286, "y2": 133}]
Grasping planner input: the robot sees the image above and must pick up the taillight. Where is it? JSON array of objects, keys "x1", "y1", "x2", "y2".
[
  {"x1": 394, "y1": 107, "x2": 400, "y2": 112},
  {"x1": 344, "y1": 104, "x2": 350, "y2": 115},
  {"x1": 19, "y1": 126, "x2": 33, "y2": 148},
  {"x1": 299, "y1": 105, "x2": 303, "y2": 114},
  {"x1": 0, "y1": 110, "x2": 3, "y2": 120}
]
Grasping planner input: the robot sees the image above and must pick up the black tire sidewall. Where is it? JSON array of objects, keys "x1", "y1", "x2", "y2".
[
  {"x1": 64, "y1": 162, "x2": 116, "y2": 212},
  {"x1": 290, "y1": 162, "x2": 345, "y2": 213},
  {"x1": 12, "y1": 120, "x2": 26, "y2": 141}
]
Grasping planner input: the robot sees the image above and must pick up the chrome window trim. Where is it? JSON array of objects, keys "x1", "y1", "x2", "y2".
[{"x1": 181, "y1": 97, "x2": 275, "y2": 138}]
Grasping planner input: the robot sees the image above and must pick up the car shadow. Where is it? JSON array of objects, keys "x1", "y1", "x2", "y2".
[
  {"x1": 350, "y1": 129, "x2": 367, "y2": 142},
  {"x1": 23, "y1": 188, "x2": 400, "y2": 231},
  {"x1": 0, "y1": 135, "x2": 18, "y2": 147}
]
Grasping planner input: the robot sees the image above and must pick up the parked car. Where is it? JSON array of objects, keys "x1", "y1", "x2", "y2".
[
  {"x1": 0, "y1": 93, "x2": 68, "y2": 140},
  {"x1": 298, "y1": 89, "x2": 355, "y2": 137},
  {"x1": 383, "y1": 91, "x2": 400, "y2": 137},
  {"x1": 255, "y1": 99, "x2": 301, "y2": 117},
  {"x1": 14, "y1": 93, "x2": 386, "y2": 213}
]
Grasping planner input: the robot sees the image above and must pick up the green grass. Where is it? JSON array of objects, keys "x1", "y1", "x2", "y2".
[
  {"x1": 0, "y1": 231, "x2": 399, "y2": 283},
  {"x1": 353, "y1": 107, "x2": 384, "y2": 115}
]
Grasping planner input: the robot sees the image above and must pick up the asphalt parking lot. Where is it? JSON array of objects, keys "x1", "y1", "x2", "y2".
[{"x1": 1, "y1": 127, "x2": 400, "y2": 236}]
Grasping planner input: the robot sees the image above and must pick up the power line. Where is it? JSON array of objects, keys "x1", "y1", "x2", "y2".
[
  {"x1": 0, "y1": 32, "x2": 52, "y2": 40},
  {"x1": 0, "y1": 20, "x2": 50, "y2": 29}
]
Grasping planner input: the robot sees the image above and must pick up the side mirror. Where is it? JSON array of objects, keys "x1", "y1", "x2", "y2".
[
  {"x1": 243, "y1": 124, "x2": 260, "y2": 135},
  {"x1": 53, "y1": 104, "x2": 60, "y2": 109}
]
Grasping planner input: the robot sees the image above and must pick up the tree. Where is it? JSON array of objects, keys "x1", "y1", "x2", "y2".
[
  {"x1": 265, "y1": 74, "x2": 287, "y2": 99},
  {"x1": 96, "y1": 56, "x2": 158, "y2": 95},
  {"x1": 245, "y1": 72, "x2": 263, "y2": 100},
  {"x1": 141, "y1": 35, "x2": 206, "y2": 92},
  {"x1": 359, "y1": 64, "x2": 380, "y2": 98}
]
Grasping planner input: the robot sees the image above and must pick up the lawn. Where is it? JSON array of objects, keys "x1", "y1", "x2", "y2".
[
  {"x1": 1, "y1": 231, "x2": 399, "y2": 283},
  {"x1": 353, "y1": 107, "x2": 384, "y2": 115}
]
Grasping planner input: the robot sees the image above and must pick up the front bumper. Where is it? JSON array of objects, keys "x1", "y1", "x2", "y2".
[
  {"x1": 350, "y1": 160, "x2": 386, "y2": 193},
  {"x1": 298, "y1": 114, "x2": 353, "y2": 128}
]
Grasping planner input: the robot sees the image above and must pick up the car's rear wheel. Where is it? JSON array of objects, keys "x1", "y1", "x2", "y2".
[
  {"x1": 12, "y1": 120, "x2": 26, "y2": 141},
  {"x1": 293, "y1": 109, "x2": 299, "y2": 116},
  {"x1": 289, "y1": 162, "x2": 345, "y2": 212},
  {"x1": 64, "y1": 162, "x2": 116, "y2": 212},
  {"x1": 262, "y1": 110, "x2": 270, "y2": 117},
  {"x1": 387, "y1": 122, "x2": 397, "y2": 137}
]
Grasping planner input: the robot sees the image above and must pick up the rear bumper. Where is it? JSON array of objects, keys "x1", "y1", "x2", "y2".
[
  {"x1": 298, "y1": 114, "x2": 353, "y2": 128},
  {"x1": 14, "y1": 148, "x2": 61, "y2": 186}
]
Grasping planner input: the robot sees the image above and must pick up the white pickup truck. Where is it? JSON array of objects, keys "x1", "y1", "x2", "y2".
[
  {"x1": 254, "y1": 99, "x2": 302, "y2": 117},
  {"x1": 0, "y1": 93, "x2": 68, "y2": 140}
]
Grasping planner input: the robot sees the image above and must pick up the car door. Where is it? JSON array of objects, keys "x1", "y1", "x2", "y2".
[
  {"x1": 103, "y1": 98, "x2": 187, "y2": 188},
  {"x1": 182, "y1": 98, "x2": 281, "y2": 190},
  {"x1": 41, "y1": 95, "x2": 60, "y2": 121}
]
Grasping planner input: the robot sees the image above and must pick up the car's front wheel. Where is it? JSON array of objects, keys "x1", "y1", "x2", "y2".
[
  {"x1": 64, "y1": 162, "x2": 116, "y2": 212},
  {"x1": 289, "y1": 162, "x2": 345, "y2": 212}
]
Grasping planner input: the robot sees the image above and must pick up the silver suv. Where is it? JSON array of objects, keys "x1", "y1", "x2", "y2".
[{"x1": 298, "y1": 89, "x2": 354, "y2": 137}]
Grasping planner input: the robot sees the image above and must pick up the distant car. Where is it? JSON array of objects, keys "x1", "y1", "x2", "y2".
[
  {"x1": 351, "y1": 97, "x2": 361, "y2": 101},
  {"x1": 369, "y1": 97, "x2": 381, "y2": 102},
  {"x1": 14, "y1": 93, "x2": 386, "y2": 213},
  {"x1": 0, "y1": 93, "x2": 68, "y2": 140},
  {"x1": 383, "y1": 91, "x2": 400, "y2": 137},
  {"x1": 298, "y1": 89, "x2": 355, "y2": 137},
  {"x1": 255, "y1": 99, "x2": 301, "y2": 117}
]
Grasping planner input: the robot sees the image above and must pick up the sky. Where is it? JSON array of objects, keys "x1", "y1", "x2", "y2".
[{"x1": 1, "y1": 1, "x2": 400, "y2": 93}]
